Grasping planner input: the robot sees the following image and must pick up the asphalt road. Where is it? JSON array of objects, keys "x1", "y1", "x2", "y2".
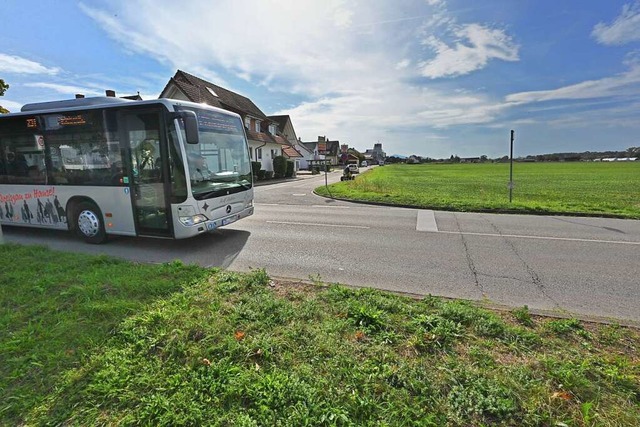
[{"x1": 3, "y1": 169, "x2": 639, "y2": 324}]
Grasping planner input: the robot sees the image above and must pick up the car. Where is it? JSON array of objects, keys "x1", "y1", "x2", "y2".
[
  {"x1": 361, "y1": 161, "x2": 368, "y2": 167},
  {"x1": 348, "y1": 163, "x2": 359, "y2": 174},
  {"x1": 378, "y1": 160, "x2": 385, "y2": 166}
]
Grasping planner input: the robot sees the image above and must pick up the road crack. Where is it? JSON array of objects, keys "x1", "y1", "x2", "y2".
[
  {"x1": 454, "y1": 213, "x2": 485, "y2": 299},
  {"x1": 483, "y1": 216, "x2": 560, "y2": 308}
]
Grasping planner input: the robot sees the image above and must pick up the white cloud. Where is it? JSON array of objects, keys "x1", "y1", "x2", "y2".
[
  {"x1": 592, "y1": 1, "x2": 640, "y2": 45},
  {"x1": 505, "y1": 64, "x2": 640, "y2": 103},
  {"x1": 419, "y1": 24, "x2": 519, "y2": 78},
  {"x1": 75, "y1": 1, "x2": 532, "y2": 156},
  {"x1": 395, "y1": 59, "x2": 411, "y2": 70},
  {"x1": 79, "y1": 0, "x2": 373, "y2": 98},
  {"x1": 0, "y1": 53, "x2": 60, "y2": 75},
  {"x1": 24, "y1": 82, "x2": 102, "y2": 97}
]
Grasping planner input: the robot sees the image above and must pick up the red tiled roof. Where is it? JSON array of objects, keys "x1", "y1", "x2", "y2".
[
  {"x1": 282, "y1": 145, "x2": 303, "y2": 158},
  {"x1": 166, "y1": 70, "x2": 268, "y2": 119},
  {"x1": 246, "y1": 129, "x2": 276, "y2": 144},
  {"x1": 274, "y1": 135, "x2": 289, "y2": 145}
]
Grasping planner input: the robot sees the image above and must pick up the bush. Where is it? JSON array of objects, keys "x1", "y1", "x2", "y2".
[
  {"x1": 257, "y1": 169, "x2": 266, "y2": 180},
  {"x1": 272, "y1": 156, "x2": 287, "y2": 179},
  {"x1": 285, "y1": 161, "x2": 294, "y2": 178},
  {"x1": 251, "y1": 161, "x2": 262, "y2": 176},
  {"x1": 264, "y1": 171, "x2": 274, "y2": 179}
]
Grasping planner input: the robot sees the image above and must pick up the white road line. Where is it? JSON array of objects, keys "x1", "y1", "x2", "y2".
[
  {"x1": 436, "y1": 230, "x2": 640, "y2": 246},
  {"x1": 267, "y1": 220, "x2": 369, "y2": 229},
  {"x1": 416, "y1": 210, "x2": 438, "y2": 232},
  {"x1": 310, "y1": 205, "x2": 351, "y2": 209}
]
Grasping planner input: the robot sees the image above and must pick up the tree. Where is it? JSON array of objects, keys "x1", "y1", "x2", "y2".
[{"x1": 0, "y1": 78, "x2": 9, "y2": 114}]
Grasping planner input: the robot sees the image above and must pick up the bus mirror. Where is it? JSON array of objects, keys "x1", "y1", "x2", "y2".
[
  {"x1": 182, "y1": 111, "x2": 200, "y2": 144},
  {"x1": 172, "y1": 111, "x2": 200, "y2": 144}
]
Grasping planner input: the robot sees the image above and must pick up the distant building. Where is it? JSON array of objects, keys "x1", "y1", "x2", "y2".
[
  {"x1": 363, "y1": 142, "x2": 386, "y2": 164},
  {"x1": 300, "y1": 136, "x2": 340, "y2": 167},
  {"x1": 602, "y1": 157, "x2": 637, "y2": 162}
]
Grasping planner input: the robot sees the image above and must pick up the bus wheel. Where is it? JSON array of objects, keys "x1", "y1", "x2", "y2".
[{"x1": 75, "y1": 202, "x2": 107, "y2": 244}]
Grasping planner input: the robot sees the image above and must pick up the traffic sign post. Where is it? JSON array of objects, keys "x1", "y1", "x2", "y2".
[{"x1": 509, "y1": 130, "x2": 514, "y2": 203}]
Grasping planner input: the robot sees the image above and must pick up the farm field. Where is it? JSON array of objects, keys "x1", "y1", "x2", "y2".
[{"x1": 316, "y1": 162, "x2": 640, "y2": 219}]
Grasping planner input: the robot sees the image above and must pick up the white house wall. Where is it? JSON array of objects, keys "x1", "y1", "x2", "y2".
[{"x1": 249, "y1": 141, "x2": 282, "y2": 172}]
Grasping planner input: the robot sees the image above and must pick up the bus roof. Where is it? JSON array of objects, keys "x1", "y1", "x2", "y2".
[
  {"x1": 21, "y1": 96, "x2": 134, "y2": 112},
  {"x1": 1, "y1": 97, "x2": 241, "y2": 120}
]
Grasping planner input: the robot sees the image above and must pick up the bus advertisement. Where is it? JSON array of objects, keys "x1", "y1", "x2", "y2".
[{"x1": 0, "y1": 97, "x2": 254, "y2": 243}]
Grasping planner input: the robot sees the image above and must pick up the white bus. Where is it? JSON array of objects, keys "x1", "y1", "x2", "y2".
[{"x1": 0, "y1": 97, "x2": 254, "y2": 243}]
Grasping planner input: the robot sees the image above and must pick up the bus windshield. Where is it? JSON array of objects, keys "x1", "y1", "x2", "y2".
[{"x1": 177, "y1": 107, "x2": 252, "y2": 200}]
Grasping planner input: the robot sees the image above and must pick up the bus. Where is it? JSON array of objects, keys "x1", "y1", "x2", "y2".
[{"x1": 0, "y1": 97, "x2": 254, "y2": 243}]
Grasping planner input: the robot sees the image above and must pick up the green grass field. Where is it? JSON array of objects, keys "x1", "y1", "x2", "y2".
[
  {"x1": 316, "y1": 162, "x2": 640, "y2": 218},
  {"x1": 2, "y1": 244, "x2": 639, "y2": 426}
]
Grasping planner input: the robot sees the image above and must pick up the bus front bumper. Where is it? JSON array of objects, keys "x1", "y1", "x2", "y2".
[{"x1": 204, "y1": 205, "x2": 254, "y2": 232}]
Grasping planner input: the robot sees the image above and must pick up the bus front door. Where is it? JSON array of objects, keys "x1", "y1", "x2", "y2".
[{"x1": 122, "y1": 109, "x2": 172, "y2": 237}]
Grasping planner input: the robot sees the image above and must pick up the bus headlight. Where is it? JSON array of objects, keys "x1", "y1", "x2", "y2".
[{"x1": 179, "y1": 214, "x2": 208, "y2": 226}]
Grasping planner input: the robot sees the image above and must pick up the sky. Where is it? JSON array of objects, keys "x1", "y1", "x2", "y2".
[{"x1": 2, "y1": 0, "x2": 640, "y2": 158}]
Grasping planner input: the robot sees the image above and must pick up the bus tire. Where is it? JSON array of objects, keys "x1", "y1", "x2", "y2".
[{"x1": 75, "y1": 202, "x2": 107, "y2": 244}]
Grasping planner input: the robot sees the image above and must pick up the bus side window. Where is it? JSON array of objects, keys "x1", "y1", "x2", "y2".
[{"x1": 28, "y1": 165, "x2": 46, "y2": 184}]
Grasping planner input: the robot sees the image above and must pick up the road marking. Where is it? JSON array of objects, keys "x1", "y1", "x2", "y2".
[
  {"x1": 267, "y1": 220, "x2": 369, "y2": 229},
  {"x1": 416, "y1": 210, "x2": 438, "y2": 232},
  {"x1": 292, "y1": 193, "x2": 306, "y2": 196},
  {"x1": 436, "y1": 230, "x2": 640, "y2": 246},
  {"x1": 310, "y1": 205, "x2": 351, "y2": 209}
]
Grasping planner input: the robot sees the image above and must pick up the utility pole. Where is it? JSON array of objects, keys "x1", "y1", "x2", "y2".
[{"x1": 509, "y1": 130, "x2": 514, "y2": 203}]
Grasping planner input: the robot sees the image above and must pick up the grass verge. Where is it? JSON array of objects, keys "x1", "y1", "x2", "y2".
[
  {"x1": 1, "y1": 244, "x2": 639, "y2": 426},
  {"x1": 315, "y1": 163, "x2": 640, "y2": 218}
]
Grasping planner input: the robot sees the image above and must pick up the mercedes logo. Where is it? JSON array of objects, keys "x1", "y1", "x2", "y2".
[{"x1": 226, "y1": 205, "x2": 232, "y2": 214}]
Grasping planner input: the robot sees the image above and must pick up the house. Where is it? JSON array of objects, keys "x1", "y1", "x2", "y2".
[
  {"x1": 159, "y1": 70, "x2": 283, "y2": 172},
  {"x1": 460, "y1": 157, "x2": 481, "y2": 163},
  {"x1": 293, "y1": 138, "x2": 314, "y2": 170},
  {"x1": 299, "y1": 136, "x2": 340, "y2": 168},
  {"x1": 268, "y1": 115, "x2": 303, "y2": 171}
]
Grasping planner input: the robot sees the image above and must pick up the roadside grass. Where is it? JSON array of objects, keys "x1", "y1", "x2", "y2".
[
  {"x1": 2, "y1": 245, "x2": 639, "y2": 426},
  {"x1": 0, "y1": 243, "x2": 211, "y2": 425},
  {"x1": 316, "y1": 162, "x2": 640, "y2": 218}
]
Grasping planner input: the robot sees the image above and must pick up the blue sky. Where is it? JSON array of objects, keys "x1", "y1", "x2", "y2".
[{"x1": 2, "y1": 0, "x2": 640, "y2": 158}]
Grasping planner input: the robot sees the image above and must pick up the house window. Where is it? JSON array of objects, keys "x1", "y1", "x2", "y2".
[
  {"x1": 269, "y1": 124, "x2": 277, "y2": 135},
  {"x1": 255, "y1": 121, "x2": 261, "y2": 132},
  {"x1": 271, "y1": 149, "x2": 279, "y2": 158},
  {"x1": 244, "y1": 116, "x2": 251, "y2": 129},
  {"x1": 256, "y1": 147, "x2": 262, "y2": 160}
]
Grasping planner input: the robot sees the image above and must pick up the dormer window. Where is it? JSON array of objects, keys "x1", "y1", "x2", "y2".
[
  {"x1": 206, "y1": 87, "x2": 219, "y2": 97},
  {"x1": 244, "y1": 116, "x2": 251, "y2": 129},
  {"x1": 269, "y1": 124, "x2": 277, "y2": 135},
  {"x1": 255, "y1": 120, "x2": 261, "y2": 132}
]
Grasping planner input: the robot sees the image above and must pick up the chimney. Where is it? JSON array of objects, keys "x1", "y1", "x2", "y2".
[
  {"x1": 75, "y1": 94, "x2": 85, "y2": 99},
  {"x1": 105, "y1": 90, "x2": 116, "y2": 97}
]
